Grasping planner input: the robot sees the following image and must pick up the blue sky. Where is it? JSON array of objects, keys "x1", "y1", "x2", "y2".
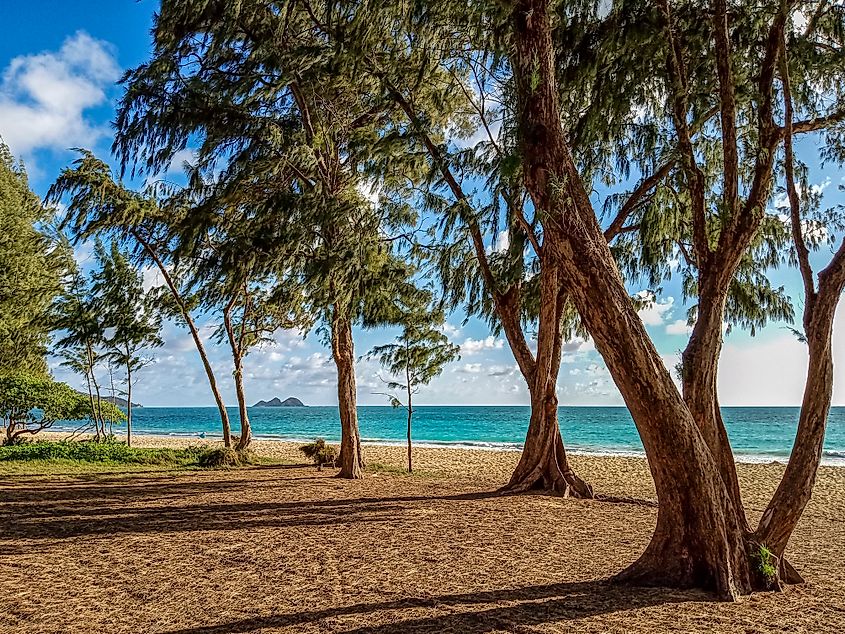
[{"x1": 2, "y1": 1, "x2": 844, "y2": 407}]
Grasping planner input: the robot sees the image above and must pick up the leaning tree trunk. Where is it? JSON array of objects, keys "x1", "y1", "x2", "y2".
[
  {"x1": 681, "y1": 278, "x2": 746, "y2": 523},
  {"x1": 755, "y1": 263, "x2": 845, "y2": 583},
  {"x1": 510, "y1": 0, "x2": 768, "y2": 598},
  {"x1": 387, "y1": 90, "x2": 592, "y2": 496},
  {"x1": 83, "y1": 367, "x2": 98, "y2": 441},
  {"x1": 132, "y1": 230, "x2": 233, "y2": 447},
  {"x1": 504, "y1": 264, "x2": 593, "y2": 497},
  {"x1": 406, "y1": 361, "x2": 413, "y2": 474},
  {"x1": 90, "y1": 357, "x2": 106, "y2": 440},
  {"x1": 331, "y1": 304, "x2": 364, "y2": 479},
  {"x1": 753, "y1": 49, "x2": 845, "y2": 583}
]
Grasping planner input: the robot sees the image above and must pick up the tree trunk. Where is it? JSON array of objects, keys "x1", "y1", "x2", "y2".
[
  {"x1": 510, "y1": 0, "x2": 765, "y2": 598},
  {"x1": 681, "y1": 278, "x2": 746, "y2": 524},
  {"x1": 406, "y1": 362, "x2": 413, "y2": 474},
  {"x1": 505, "y1": 384, "x2": 592, "y2": 496},
  {"x1": 331, "y1": 303, "x2": 364, "y2": 479},
  {"x1": 233, "y1": 368, "x2": 252, "y2": 451},
  {"x1": 752, "y1": 50, "x2": 845, "y2": 583},
  {"x1": 83, "y1": 365, "x2": 98, "y2": 441},
  {"x1": 88, "y1": 348, "x2": 106, "y2": 440},
  {"x1": 504, "y1": 264, "x2": 593, "y2": 497},
  {"x1": 126, "y1": 359, "x2": 133, "y2": 448},
  {"x1": 131, "y1": 230, "x2": 232, "y2": 447},
  {"x1": 755, "y1": 288, "x2": 841, "y2": 582},
  {"x1": 386, "y1": 91, "x2": 592, "y2": 495},
  {"x1": 223, "y1": 301, "x2": 252, "y2": 451}
]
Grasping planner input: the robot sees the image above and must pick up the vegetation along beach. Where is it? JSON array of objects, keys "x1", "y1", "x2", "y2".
[{"x1": 3, "y1": 0, "x2": 845, "y2": 632}]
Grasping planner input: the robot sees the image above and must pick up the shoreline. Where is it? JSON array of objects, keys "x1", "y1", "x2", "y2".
[{"x1": 39, "y1": 428, "x2": 845, "y2": 467}]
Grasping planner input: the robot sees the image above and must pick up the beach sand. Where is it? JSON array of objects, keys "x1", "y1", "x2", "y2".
[{"x1": 1, "y1": 432, "x2": 844, "y2": 632}]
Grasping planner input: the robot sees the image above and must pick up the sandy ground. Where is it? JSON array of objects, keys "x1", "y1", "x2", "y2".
[{"x1": 1, "y1": 434, "x2": 844, "y2": 633}]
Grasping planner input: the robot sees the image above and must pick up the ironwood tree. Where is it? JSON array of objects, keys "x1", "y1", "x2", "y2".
[
  {"x1": 91, "y1": 241, "x2": 163, "y2": 446},
  {"x1": 553, "y1": 0, "x2": 845, "y2": 585},
  {"x1": 112, "y1": 0, "x2": 427, "y2": 478},
  {"x1": 284, "y1": 0, "x2": 604, "y2": 495},
  {"x1": 0, "y1": 140, "x2": 68, "y2": 377},
  {"x1": 49, "y1": 153, "x2": 237, "y2": 446},
  {"x1": 367, "y1": 294, "x2": 460, "y2": 473}
]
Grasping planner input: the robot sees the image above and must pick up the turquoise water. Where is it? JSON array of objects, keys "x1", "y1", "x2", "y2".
[{"x1": 58, "y1": 406, "x2": 845, "y2": 465}]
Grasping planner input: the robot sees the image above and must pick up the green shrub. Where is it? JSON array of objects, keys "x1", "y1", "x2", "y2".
[
  {"x1": 0, "y1": 374, "x2": 123, "y2": 445},
  {"x1": 0, "y1": 440, "x2": 200, "y2": 466},
  {"x1": 197, "y1": 447, "x2": 254, "y2": 468},
  {"x1": 754, "y1": 545, "x2": 778, "y2": 587},
  {"x1": 299, "y1": 438, "x2": 338, "y2": 470}
]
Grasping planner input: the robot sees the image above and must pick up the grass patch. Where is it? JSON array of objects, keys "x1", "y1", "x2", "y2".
[
  {"x1": 0, "y1": 440, "x2": 314, "y2": 476},
  {"x1": 0, "y1": 458, "x2": 190, "y2": 476},
  {"x1": 0, "y1": 440, "x2": 204, "y2": 465}
]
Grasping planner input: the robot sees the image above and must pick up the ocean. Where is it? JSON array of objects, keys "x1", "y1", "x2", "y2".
[{"x1": 56, "y1": 405, "x2": 845, "y2": 466}]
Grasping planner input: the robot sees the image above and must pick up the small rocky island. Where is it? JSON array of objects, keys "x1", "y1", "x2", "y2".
[{"x1": 252, "y1": 396, "x2": 305, "y2": 407}]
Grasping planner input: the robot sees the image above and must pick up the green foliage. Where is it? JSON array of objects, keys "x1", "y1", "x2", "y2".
[
  {"x1": 753, "y1": 544, "x2": 778, "y2": 588},
  {"x1": 299, "y1": 438, "x2": 338, "y2": 469},
  {"x1": 92, "y1": 240, "x2": 163, "y2": 374},
  {"x1": 367, "y1": 296, "x2": 460, "y2": 410},
  {"x1": 0, "y1": 141, "x2": 69, "y2": 376},
  {"x1": 197, "y1": 447, "x2": 254, "y2": 468},
  {"x1": 0, "y1": 373, "x2": 115, "y2": 444},
  {"x1": 0, "y1": 439, "x2": 202, "y2": 466}
]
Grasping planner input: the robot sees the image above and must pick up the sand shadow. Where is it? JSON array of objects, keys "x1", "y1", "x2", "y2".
[
  {"x1": 0, "y1": 475, "x2": 502, "y2": 542},
  {"x1": 157, "y1": 581, "x2": 698, "y2": 634}
]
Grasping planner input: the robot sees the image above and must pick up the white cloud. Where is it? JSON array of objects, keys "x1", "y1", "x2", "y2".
[
  {"x1": 637, "y1": 292, "x2": 675, "y2": 326},
  {"x1": 439, "y1": 322, "x2": 462, "y2": 338},
  {"x1": 666, "y1": 319, "x2": 693, "y2": 336},
  {"x1": 457, "y1": 362, "x2": 483, "y2": 374},
  {"x1": 0, "y1": 32, "x2": 120, "y2": 155},
  {"x1": 460, "y1": 335, "x2": 504, "y2": 355},
  {"x1": 488, "y1": 230, "x2": 510, "y2": 254}
]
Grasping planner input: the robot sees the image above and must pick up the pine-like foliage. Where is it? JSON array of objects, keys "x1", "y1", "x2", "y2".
[{"x1": 0, "y1": 141, "x2": 68, "y2": 376}]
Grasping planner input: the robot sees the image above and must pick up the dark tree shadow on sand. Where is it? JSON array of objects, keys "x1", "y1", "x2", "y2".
[
  {"x1": 0, "y1": 475, "x2": 502, "y2": 542},
  {"x1": 157, "y1": 581, "x2": 701, "y2": 634}
]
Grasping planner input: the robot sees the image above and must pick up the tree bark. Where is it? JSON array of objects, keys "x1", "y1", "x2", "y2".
[
  {"x1": 385, "y1": 89, "x2": 591, "y2": 494},
  {"x1": 510, "y1": 0, "x2": 765, "y2": 598},
  {"x1": 131, "y1": 230, "x2": 232, "y2": 447},
  {"x1": 754, "y1": 45, "x2": 845, "y2": 579},
  {"x1": 503, "y1": 264, "x2": 593, "y2": 497},
  {"x1": 125, "y1": 358, "x2": 133, "y2": 448},
  {"x1": 88, "y1": 346, "x2": 106, "y2": 440},
  {"x1": 83, "y1": 364, "x2": 98, "y2": 441},
  {"x1": 406, "y1": 359, "x2": 413, "y2": 474},
  {"x1": 223, "y1": 299, "x2": 253, "y2": 451},
  {"x1": 331, "y1": 303, "x2": 364, "y2": 479},
  {"x1": 754, "y1": 304, "x2": 835, "y2": 584},
  {"x1": 681, "y1": 277, "x2": 746, "y2": 524}
]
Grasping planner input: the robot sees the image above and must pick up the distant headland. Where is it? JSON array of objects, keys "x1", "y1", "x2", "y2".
[
  {"x1": 252, "y1": 397, "x2": 305, "y2": 408},
  {"x1": 76, "y1": 392, "x2": 141, "y2": 409}
]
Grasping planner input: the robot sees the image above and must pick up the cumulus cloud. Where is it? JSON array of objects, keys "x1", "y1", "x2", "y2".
[
  {"x1": 457, "y1": 362, "x2": 483, "y2": 374},
  {"x1": 666, "y1": 319, "x2": 693, "y2": 336},
  {"x1": 439, "y1": 322, "x2": 462, "y2": 338},
  {"x1": 636, "y1": 291, "x2": 675, "y2": 326},
  {"x1": 0, "y1": 32, "x2": 120, "y2": 155},
  {"x1": 460, "y1": 335, "x2": 504, "y2": 355},
  {"x1": 487, "y1": 229, "x2": 510, "y2": 254}
]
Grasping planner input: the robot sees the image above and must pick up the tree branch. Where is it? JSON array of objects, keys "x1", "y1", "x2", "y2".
[
  {"x1": 712, "y1": 0, "x2": 739, "y2": 218},
  {"x1": 780, "y1": 32, "x2": 816, "y2": 310}
]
